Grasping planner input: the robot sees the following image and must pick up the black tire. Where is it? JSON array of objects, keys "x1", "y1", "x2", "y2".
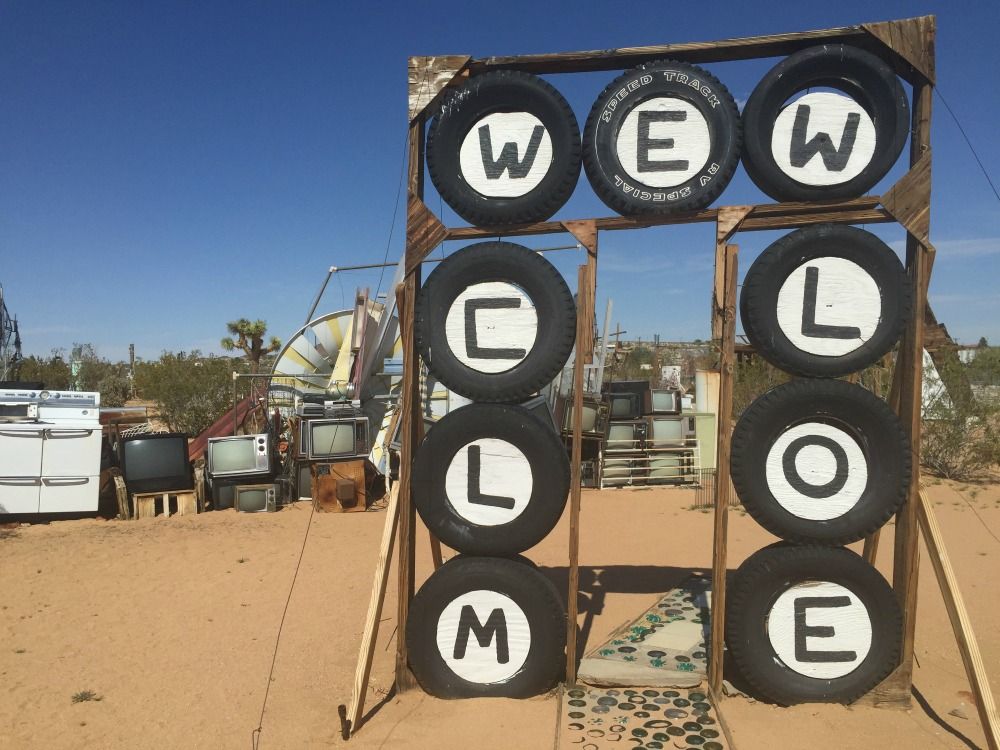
[
  {"x1": 741, "y1": 44, "x2": 909, "y2": 202},
  {"x1": 582, "y1": 59, "x2": 741, "y2": 216},
  {"x1": 412, "y1": 403, "x2": 569, "y2": 556},
  {"x1": 406, "y1": 555, "x2": 565, "y2": 698},
  {"x1": 415, "y1": 241, "x2": 576, "y2": 402},
  {"x1": 731, "y1": 379, "x2": 909, "y2": 545},
  {"x1": 740, "y1": 224, "x2": 911, "y2": 377},
  {"x1": 426, "y1": 71, "x2": 581, "y2": 227},
  {"x1": 726, "y1": 544, "x2": 901, "y2": 705}
]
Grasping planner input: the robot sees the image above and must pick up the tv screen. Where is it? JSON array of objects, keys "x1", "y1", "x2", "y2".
[
  {"x1": 236, "y1": 485, "x2": 275, "y2": 513},
  {"x1": 652, "y1": 390, "x2": 680, "y2": 414},
  {"x1": 651, "y1": 418, "x2": 685, "y2": 444},
  {"x1": 607, "y1": 424, "x2": 635, "y2": 445},
  {"x1": 311, "y1": 421, "x2": 356, "y2": 456},
  {"x1": 122, "y1": 434, "x2": 193, "y2": 495},
  {"x1": 565, "y1": 403, "x2": 598, "y2": 432},
  {"x1": 610, "y1": 394, "x2": 639, "y2": 419},
  {"x1": 650, "y1": 456, "x2": 685, "y2": 479},
  {"x1": 211, "y1": 439, "x2": 256, "y2": 474},
  {"x1": 297, "y1": 463, "x2": 313, "y2": 499},
  {"x1": 603, "y1": 459, "x2": 630, "y2": 477}
]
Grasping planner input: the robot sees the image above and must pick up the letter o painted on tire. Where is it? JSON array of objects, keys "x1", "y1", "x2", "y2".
[
  {"x1": 412, "y1": 403, "x2": 570, "y2": 555},
  {"x1": 740, "y1": 224, "x2": 911, "y2": 377},
  {"x1": 406, "y1": 555, "x2": 566, "y2": 698},
  {"x1": 726, "y1": 544, "x2": 901, "y2": 705},
  {"x1": 415, "y1": 241, "x2": 577, "y2": 402},
  {"x1": 731, "y1": 379, "x2": 910, "y2": 545},
  {"x1": 426, "y1": 71, "x2": 582, "y2": 227},
  {"x1": 741, "y1": 44, "x2": 909, "y2": 202},
  {"x1": 582, "y1": 59, "x2": 742, "y2": 216}
]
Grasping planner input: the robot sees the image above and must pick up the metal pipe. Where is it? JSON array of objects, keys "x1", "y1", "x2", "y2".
[
  {"x1": 324, "y1": 243, "x2": 582, "y2": 275},
  {"x1": 305, "y1": 266, "x2": 337, "y2": 325}
]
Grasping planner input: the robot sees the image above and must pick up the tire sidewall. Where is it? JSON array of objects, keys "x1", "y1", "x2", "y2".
[
  {"x1": 742, "y1": 44, "x2": 910, "y2": 202},
  {"x1": 731, "y1": 380, "x2": 910, "y2": 544},
  {"x1": 427, "y1": 71, "x2": 581, "y2": 226},
  {"x1": 583, "y1": 60, "x2": 741, "y2": 215},
  {"x1": 412, "y1": 403, "x2": 570, "y2": 555},
  {"x1": 740, "y1": 224, "x2": 911, "y2": 377},
  {"x1": 726, "y1": 545, "x2": 901, "y2": 705},
  {"x1": 415, "y1": 241, "x2": 576, "y2": 402},
  {"x1": 406, "y1": 555, "x2": 565, "y2": 698}
]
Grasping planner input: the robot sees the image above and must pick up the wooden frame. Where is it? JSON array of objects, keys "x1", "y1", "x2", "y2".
[{"x1": 347, "y1": 15, "x2": 1000, "y2": 743}]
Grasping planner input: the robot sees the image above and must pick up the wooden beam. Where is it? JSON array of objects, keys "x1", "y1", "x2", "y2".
[
  {"x1": 863, "y1": 15, "x2": 936, "y2": 84},
  {"x1": 347, "y1": 483, "x2": 400, "y2": 736},
  {"x1": 880, "y1": 151, "x2": 931, "y2": 244},
  {"x1": 445, "y1": 197, "x2": 890, "y2": 241},
  {"x1": 891, "y1": 77, "x2": 932, "y2": 694},
  {"x1": 917, "y1": 491, "x2": 1000, "y2": 750},
  {"x1": 712, "y1": 207, "x2": 751, "y2": 339},
  {"x1": 566, "y1": 243, "x2": 597, "y2": 685},
  {"x1": 709, "y1": 243, "x2": 738, "y2": 694},
  {"x1": 467, "y1": 23, "x2": 884, "y2": 75},
  {"x1": 405, "y1": 194, "x2": 449, "y2": 275},
  {"x1": 408, "y1": 55, "x2": 471, "y2": 122}
]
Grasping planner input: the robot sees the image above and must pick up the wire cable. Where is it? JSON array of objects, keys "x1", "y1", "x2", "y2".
[
  {"x1": 251, "y1": 500, "x2": 317, "y2": 749},
  {"x1": 935, "y1": 88, "x2": 1000, "y2": 205}
]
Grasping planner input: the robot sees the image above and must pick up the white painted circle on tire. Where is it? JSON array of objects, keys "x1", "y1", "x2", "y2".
[
  {"x1": 771, "y1": 91, "x2": 877, "y2": 187},
  {"x1": 444, "y1": 438, "x2": 533, "y2": 526},
  {"x1": 766, "y1": 580, "x2": 872, "y2": 679},
  {"x1": 444, "y1": 281, "x2": 538, "y2": 374},
  {"x1": 459, "y1": 112, "x2": 553, "y2": 198},
  {"x1": 436, "y1": 590, "x2": 531, "y2": 684},
  {"x1": 617, "y1": 98, "x2": 711, "y2": 187},
  {"x1": 765, "y1": 422, "x2": 867, "y2": 520},
  {"x1": 776, "y1": 256, "x2": 881, "y2": 357}
]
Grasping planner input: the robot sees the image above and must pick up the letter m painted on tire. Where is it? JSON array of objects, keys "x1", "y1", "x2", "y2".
[{"x1": 454, "y1": 605, "x2": 510, "y2": 663}]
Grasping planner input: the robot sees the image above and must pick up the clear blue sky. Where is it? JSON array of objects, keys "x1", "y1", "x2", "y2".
[{"x1": 2, "y1": 1, "x2": 998, "y2": 361}]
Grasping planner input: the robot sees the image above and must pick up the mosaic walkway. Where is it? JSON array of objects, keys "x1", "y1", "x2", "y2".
[
  {"x1": 578, "y1": 573, "x2": 711, "y2": 687},
  {"x1": 557, "y1": 684, "x2": 729, "y2": 750}
]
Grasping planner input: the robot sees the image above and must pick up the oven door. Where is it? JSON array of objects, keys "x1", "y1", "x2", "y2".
[
  {"x1": 0, "y1": 426, "x2": 45, "y2": 477},
  {"x1": 0, "y1": 476, "x2": 41, "y2": 513},
  {"x1": 42, "y1": 427, "x2": 101, "y2": 477},
  {"x1": 38, "y1": 475, "x2": 99, "y2": 513}
]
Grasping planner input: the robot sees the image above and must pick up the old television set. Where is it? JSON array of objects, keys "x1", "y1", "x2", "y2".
[
  {"x1": 235, "y1": 483, "x2": 277, "y2": 513},
  {"x1": 602, "y1": 457, "x2": 635, "y2": 484},
  {"x1": 206, "y1": 434, "x2": 272, "y2": 479},
  {"x1": 608, "y1": 392, "x2": 642, "y2": 420},
  {"x1": 647, "y1": 416, "x2": 692, "y2": 447},
  {"x1": 605, "y1": 420, "x2": 647, "y2": 451},
  {"x1": 121, "y1": 433, "x2": 194, "y2": 495},
  {"x1": 648, "y1": 454, "x2": 692, "y2": 482},
  {"x1": 307, "y1": 416, "x2": 369, "y2": 461},
  {"x1": 519, "y1": 394, "x2": 558, "y2": 433},
  {"x1": 561, "y1": 397, "x2": 609, "y2": 436},
  {"x1": 296, "y1": 462, "x2": 314, "y2": 500},
  {"x1": 608, "y1": 380, "x2": 652, "y2": 413},
  {"x1": 651, "y1": 389, "x2": 682, "y2": 415}
]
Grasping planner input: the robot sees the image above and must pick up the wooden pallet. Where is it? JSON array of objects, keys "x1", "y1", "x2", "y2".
[{"x1": 132, "y1": 489, "x2": 198, "y2": 519}]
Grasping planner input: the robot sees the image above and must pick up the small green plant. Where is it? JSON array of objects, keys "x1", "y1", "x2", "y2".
[{"x1": 71, "y1": 690, "x2": 101, "y2": 704}]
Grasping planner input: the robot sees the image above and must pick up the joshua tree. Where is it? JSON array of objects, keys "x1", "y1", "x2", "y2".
[{"x1": 220, "y1": 319, "x2": 281, "y2": 374}]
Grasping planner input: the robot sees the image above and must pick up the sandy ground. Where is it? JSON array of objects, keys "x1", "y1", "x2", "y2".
[{"x1": 2, "y1": 479, "x2": 999, "y2": 750}]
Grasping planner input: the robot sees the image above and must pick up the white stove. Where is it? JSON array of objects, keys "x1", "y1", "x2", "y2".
[{"x1": 0, "y1": 389, "x2": 102, "y2": 515}]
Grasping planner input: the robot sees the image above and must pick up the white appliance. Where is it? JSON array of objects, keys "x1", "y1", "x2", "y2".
[{"x1": 0, "y1": 388, "x2": 102, "y2": 514}]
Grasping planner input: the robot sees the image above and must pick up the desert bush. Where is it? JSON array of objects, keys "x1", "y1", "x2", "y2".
[{"x1": 135, "y1": 351, "x2": 243, "y2": 436}]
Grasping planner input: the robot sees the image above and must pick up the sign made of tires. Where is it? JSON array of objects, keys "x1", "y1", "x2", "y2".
[
  {"x1": 426, "y1": 44, "x2": 910, "y2": 226},
  {"x1": 408, "y1": 243, "x2": 574, "y2": 698},
  {"x1": 411, "y1": 40, "x2": 916, "y2": 706}
]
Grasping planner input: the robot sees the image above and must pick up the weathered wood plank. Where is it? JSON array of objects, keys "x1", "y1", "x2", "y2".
[
  {"x1": 917, "y1": 491, "x2": 1000, "y2": 750},
  {"x1": 408, "y1": 55, "x2": 471, "y2": 122},
  {"x1": 863, "y1": 15, "x2": 936, "y2": 83},
  {"x1": 881, "y1": 150, "x2": 931, "y2": 243},
  {"x1": 708, "y1": 243, "x2": 738, "y2": 694}
]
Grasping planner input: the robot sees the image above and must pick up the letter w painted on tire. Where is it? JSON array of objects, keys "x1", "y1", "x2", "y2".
[
  {"x1": 454, "y1": 605, "x2": 510, "y2": 662},
  {"x1": 479, "y1": 124, "x2": 544, "y2": 179}
]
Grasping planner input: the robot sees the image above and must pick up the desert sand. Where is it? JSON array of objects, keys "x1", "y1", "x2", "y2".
[{"x1": 2, "y1": 479, "x2": 998, "y2": 750}]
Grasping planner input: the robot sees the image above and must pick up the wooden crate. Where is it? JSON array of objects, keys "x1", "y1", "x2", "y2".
[
  {"x1": 312, "y1": 460, "x2": 367, "y2": 513},
  {"x1": 132, "y1": 489, "x2": 198, "y2": 519}
]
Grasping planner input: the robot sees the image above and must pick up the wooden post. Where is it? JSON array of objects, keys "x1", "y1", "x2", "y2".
[
  {"x1": 566, "y1": 241, "x2": 597, "y2": 686},
  {"x1": 891, "y1": 77, "x2": 932, "y2": 690},
  {"x1": 917, "y1": 492, "x2": 1000, "y2": 750},
  {"x1": 347, "y1": 483, "x2": 400, "y2": 736},
  {"x1": 708, "y1": 243, "x2": 738, "y2": 694}
]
